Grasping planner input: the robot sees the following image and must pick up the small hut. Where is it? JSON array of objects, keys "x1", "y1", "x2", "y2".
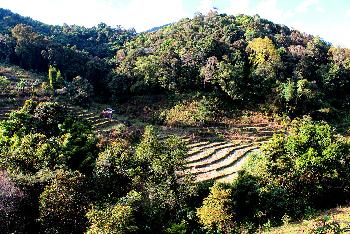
[{"x1": 100, "y1": 108, "x2": 114, "y2": 119}]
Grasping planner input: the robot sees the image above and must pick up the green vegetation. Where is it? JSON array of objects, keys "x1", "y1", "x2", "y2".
[
  {"x1": 269, "y1": 207, "x2": 350, "y2": 233},
  {"x1": 48, "y1": 65, "x2": 63, "y2": 91},
  {"x1": 1, "y1": 9, "x2": 350, "y2": 116},
  {"x1": 160, "y1": 95, "x2": 218, "y2": 126},
  {"x1": 189, "y1": 117, "x2": 350, "y2": 233},
  {"x1": 0, "y1": 101, "x2": 200, "y2": 233},
  {"x1": 197, "y1": 183, "x2": 234, "y2": 232},
  {"x1": 113, "y1": 12, "x2": 350, "y2": 118},
  {"x1": 1, "y1": 8, "x2": 350, "y2": 234}
]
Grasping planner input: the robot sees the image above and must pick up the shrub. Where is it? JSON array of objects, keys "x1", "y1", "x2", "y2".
[
  {"x1": 196, "y1": 183, "x2": 234, "y2": 233},
  {"x1": 0, "y1": 100, "x2": 98, "y2": 173},
  {"x1": 163, "y1": 96, "x2": 218, "y2": 126},
  {"x1": 165, "y1": 220, "x2": 188, "y2": 234},
  {"x1": 93, "y1": 139, "x2": 132, "y2": 199},
  {"x1": 0, "y1": 169, "x2": 26, "y2": 233},
  {"x1": 48, "y1": 65, "x2": 64, "y2": 91},
  {"x1": 230, "y1": 172, "x2": 261, "y2": 223},
  {"x1": 86, "y1": 204, "x2": 138, "y2": 234},
  {"x1": 0, "y1": 75, "x2": 10, "y2": 94},
  {"x1": 39, "y1": 170, "x2": 89, "y2": 233},
  {"x1": 260, "y1": 117, "x2": 350, "y2": 207},
  {"x1": 1, "y1": 100, "x2": 66, "y2": 137},
  {"x1": 310, "y1": 215, "x2": 342, "y2": 234},
  {"x1": 3, "y1": 133, "x2": 58, "y2": 173},
  {"x1": 58, "y1": 118, "x2": 99, "y2": 173},
  {"x1": 67, "y1": 76, "x2": 93, "y2": 106},
  {"x1": 33, "y1": 101, "x2": 66, "y2": 135},
  {"x1": 129, "y1": 126, "x2": 196, "y2": 232},
  {"x1": 135, "y1": 125, "x2": 188, "y2": 181},
  {"x1": 235, "y1": 117, "x2": 350, "y2": 225}
]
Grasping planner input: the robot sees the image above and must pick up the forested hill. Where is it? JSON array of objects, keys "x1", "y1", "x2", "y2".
[
  {"x1": 0, "y1": 8, "x2": 136, "y2": 97},
  {"x1": 114, "y1": 11, "x2": 350, "y2": 115},
  {"x1": 1, "y1": 9, "x2": 350, "y2": 116},
  {"x1": 2, "y1": 8, "x2": 350, "y2": 234},
  {"x1": 0, "y1": 8, "x2": 136, "y2": 58},
  {"x1": 0, "y1": 8, "x2": 52, "y2": 35}
]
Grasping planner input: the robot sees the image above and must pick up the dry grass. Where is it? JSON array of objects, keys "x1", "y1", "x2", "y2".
[
  {"x1": 221, "y1": 111, "x2": 284, "y2": 128},
  {"x1": 0, "y1": 63, "x2": 45, "y2": 81}
]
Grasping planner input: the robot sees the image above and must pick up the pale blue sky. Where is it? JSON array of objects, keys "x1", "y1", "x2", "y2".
[{"x1": 1, "y1": 0, "x2": 349, "y2": 47}]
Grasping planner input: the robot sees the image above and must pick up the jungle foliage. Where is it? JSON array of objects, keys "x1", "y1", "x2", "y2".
[
  {"x1": 1, "y1": 8, "x2": 350, "y2": 234},
  {"x1": 113, "y1": 11, "x2": 350, "y2": 116},
  {"x1": 0, "y1": 101, "x2": 203, "y2": 233}
]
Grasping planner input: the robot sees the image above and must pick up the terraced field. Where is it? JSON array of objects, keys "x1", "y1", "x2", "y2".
[
  {"x1": 0, "y1": 63, "x2": 46, "y2": 121},
  {"x1": 67, "y1": 106, "x2": 138, "y2": 135},
  {"x1": 1, "y1": 100, "x2": 280, "y2": 184},
  {"x1": 68, "y1": 106, "x2": 280, "y2": 184},
  {"x1": 171, "y1": 123, "x2": 279, "y2": 183},
  {"x1": 1, "y1": 101, "x2": 280, "y2": 184},
  {"x1": 0, "y1": 69, "x2": 281, "y2": 185}
]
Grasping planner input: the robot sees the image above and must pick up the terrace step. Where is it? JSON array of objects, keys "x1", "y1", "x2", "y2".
[
  {"x1": 186, "y1": 142, "x2": 235, "y2": 164},
  {"x1": 188, "y1": 141, "x2": 227, "y2": 155},
  {"x1": 186, "y1": 143, "x2": 253, "y2": 169},
  {"x1": 194, "y1": 147, "x2": 259, "y2": 182}
]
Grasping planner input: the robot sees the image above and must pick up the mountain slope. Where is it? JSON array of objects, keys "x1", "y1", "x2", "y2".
[{"x1": 113, "y1": 12, "x2": 350, "y2": 117}]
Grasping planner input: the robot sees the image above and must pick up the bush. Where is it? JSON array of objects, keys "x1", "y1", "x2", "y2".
[
  {"x1": 162, "y1": 96, "x2": 218, "y2": 126},
  {"x1": 86, "y1": 204, "x2": 138, "y2": 234},
  {"x1": 232, "y1": 117, "x2": 350, "y2": 226},
  {"x1": 48, "y1": 65, "x2": 64, "y2": 91},
  {"x1": 0, "y1": 100, "x2": 98, "y2": 174},
  {"x1": 0, "y1": 75, "x2": 11, "y2": 94},
  {"x1": 0, "y1": 169, "x2": 26, "y2": 233},
  {"x1": 196, "y1": 183, "x2": 234, "y2": 233},
  {"x1": 1, "y1": 100, "x2": 66, "y2": 137},
  {"x1": 67, "y1": 76, "x2": 93, "y2": 106},
  {"x1": 93, "y1": 139, "x2": 133, "y2": 199},
  {"x1": 2, "y1": 133, "x2": 58, "y2": 173},
  {"x1": 230, "y1": 172, "x2": 261, "y2": 223},
  {"x1": 39, "y1": 170, "x2": 89, "y2": 233},
  {"x1": 260, "y1": 117, "x2": 350, "y2": 207},
  {"x1": 126, "y1": 126, "x2": 196, "y2": 232},
  {"x1": 165, "y1": 220, "x2": 188, "y2": 234},
  {"x1": 310, "y1": 215, "x2": 342, "y2": 234}
]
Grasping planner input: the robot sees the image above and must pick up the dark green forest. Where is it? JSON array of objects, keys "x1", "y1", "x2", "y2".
[
  {"x1": 1, "y1": 9, "x2": 350, "y2": 115},
  {"x1": 1, "y1": 8, "x2": 350, "y2": 233}
]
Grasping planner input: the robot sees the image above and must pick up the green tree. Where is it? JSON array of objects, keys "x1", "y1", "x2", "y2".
[
  {"x1": 0, "y1": 76, "x2": 11, "y2": 94},
  {"x1": 118, "y1": 126, "x2": 195, "y2": 232},
  {"x1": 245, "y1": 117, "x2": 350, "y2": 212},
  {"x1": 48, "y1": 65, "x2": 63, "y2": 91},
  {"x1": 247, "y1": 37, "x2": 281, "y2": 67},
  {"x1": 1, "y1": 133, "x2": 58, "y2": 173},
  {"x1": 11, "y1": 24, "x2": 47, "y2": 71},
  {"x1": 16, "y1": 78, "x2": 26, "y2": 94},
  {"x1": 247, "y1": 37, "x2": 282, "y2": 100},
  {"x1": 86, "y1": 204, "x2": 138, "y2": 234},
  {"x1": 197, "y1": 183, "x2": 234, "y2": 233},
  {"x1": 200, "y1": 53, "x2": 246, "y2": 100},
  {"x1": 93, "y1": 139, "x2": 132, "y2": 199},
  {"x1": 67, "y1": 76, "x2": 93, "y2": 106},
  {"x1": 39, "y1": 170, "x2": 88, "y2": 234},
  {"x1": 0, "y1": 100, "x2": 98, "y2": 173}
]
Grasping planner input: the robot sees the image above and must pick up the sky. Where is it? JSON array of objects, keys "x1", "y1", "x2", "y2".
[{"x1": 1, "y1": 0, "x2": 349, "y2": 48}]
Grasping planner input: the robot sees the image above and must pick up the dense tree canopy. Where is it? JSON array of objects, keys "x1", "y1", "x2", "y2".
[
  {"x1": 111, "y1": 11, "x2": 350, "y2": 116},
  {"x1": 1, "y1": 8, "x2": 350, "y2": 233},
  {"x1": 1, "y1": 8, "x2": 350, "y2": 114},
  {"x1": 0, "y1": 8, "x2": 136, "y2": 100}
]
